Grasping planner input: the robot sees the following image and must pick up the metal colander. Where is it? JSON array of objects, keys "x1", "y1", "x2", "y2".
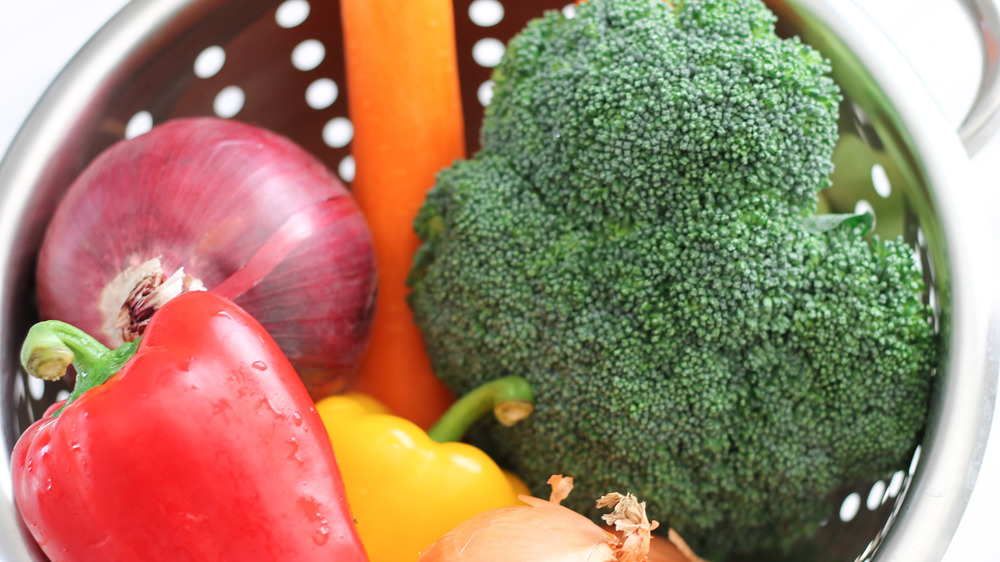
[{"x1": 1, "y1": 0, "x2": 999, "y2": 560}]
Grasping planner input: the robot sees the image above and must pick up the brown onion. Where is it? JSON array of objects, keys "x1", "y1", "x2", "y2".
[
  {"x1": 418, "y1": 475, "x2": 706, "y2": 562},
  {"x1": 36, "y1": 117, "x2": 377, "y2": 399}
]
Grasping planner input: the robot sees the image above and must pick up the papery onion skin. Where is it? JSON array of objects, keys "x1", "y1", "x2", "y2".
[
  {"x1": 36, "y1": 117, "x2": 377, "y2": 399},
  {"x1": 420, "y1": 499, "x2": 702, "y2": 562},
  {"x1": 418, "y1": 496, "x2": 618, "y2": 562},
  {"x1": 418, "y1": 475, "x2": 705, "y2": 562}
]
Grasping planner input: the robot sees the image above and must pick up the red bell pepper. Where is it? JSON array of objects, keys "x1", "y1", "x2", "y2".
[{"x1": 12, "y1": 290, "x2": 369, "y2": 561}]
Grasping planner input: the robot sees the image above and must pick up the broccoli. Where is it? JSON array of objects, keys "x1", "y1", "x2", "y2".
[{"x1": 407, "y1": 0, "x2": 938, "y2": 557}]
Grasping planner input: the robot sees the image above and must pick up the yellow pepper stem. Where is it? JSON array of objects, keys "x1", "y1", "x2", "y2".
[{"x1": 426, "y1": 376, "x2": 535, "y2": 443}]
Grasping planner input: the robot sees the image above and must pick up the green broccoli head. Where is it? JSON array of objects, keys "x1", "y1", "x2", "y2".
[
  {"x1": 481, "y1": 0, "x2": 840, "y2": 223},
  {"x1": 407, "y1": 0, "x2": 937, "y2": 557}
]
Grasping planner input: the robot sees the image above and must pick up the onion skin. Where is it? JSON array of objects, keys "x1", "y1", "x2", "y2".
[
  {"x1": 648, "y1": 530, "x2": 706, "y2": 562},
  {"x1": 36, "y1": 117, "x2": 377, "y2": 399},
  {"x1": 418, "y1": 475, "x2": 706, "y2": 562},
  {"x1": 418, "y1": 494, "x2": 618, "y2": 562}
]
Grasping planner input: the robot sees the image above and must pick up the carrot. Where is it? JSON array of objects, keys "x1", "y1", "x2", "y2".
[{"x1": 341, "y1": 0, "x2": 463, "y2": 428}]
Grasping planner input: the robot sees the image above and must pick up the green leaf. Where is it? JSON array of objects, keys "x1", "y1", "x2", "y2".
[{"x1": 802, "y1": 211, "x2": 874, "y2": 236}]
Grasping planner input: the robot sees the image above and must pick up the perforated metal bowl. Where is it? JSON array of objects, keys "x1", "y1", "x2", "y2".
[{"x1": 1, "y1": 0, "x2": 999, "y2": 560}]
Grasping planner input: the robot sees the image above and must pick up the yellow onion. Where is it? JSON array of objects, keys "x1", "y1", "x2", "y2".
[{"x1": 418, "y1": 475, "x2": 705, "y2": 562}]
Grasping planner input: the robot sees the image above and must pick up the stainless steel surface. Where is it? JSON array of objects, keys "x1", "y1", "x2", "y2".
[
  {"x1": 785, "y1": 1, "x2": 1000, "y2": 558},
  {"x1": 1, "y1": 0, "x2": 999, "y2": 560},
  {"x1": 960, "y1": 0, "x2": 1000, "y2": 153},
  {"x1": 0, "y1": 1, "x2": 273, "y2": 558}
]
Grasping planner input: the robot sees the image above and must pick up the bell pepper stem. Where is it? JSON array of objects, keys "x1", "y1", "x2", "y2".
[
  {"x1": 21, "y1": 320, "x2": 140, "y2": 416},
  {"x1": 426, "y1": 376, "x2": 535, "y2": 443}
]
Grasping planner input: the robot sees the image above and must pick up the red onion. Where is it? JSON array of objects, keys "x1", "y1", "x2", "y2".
[{"x1": 36, "y1": 117, "x2": 377, "y2": 399}]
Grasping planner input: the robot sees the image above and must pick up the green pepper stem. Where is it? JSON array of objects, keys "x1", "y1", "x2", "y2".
[
  {"x1": 21, "y1": 320, "x2": 139, "y2": 416},
  {"x1": 426, "y1": 376, "x2": 535, "y2": 443}
]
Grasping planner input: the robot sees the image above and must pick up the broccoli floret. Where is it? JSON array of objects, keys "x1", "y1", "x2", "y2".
[{"x1": 407, "y1": 0, "x2": 937, "y2": 557}]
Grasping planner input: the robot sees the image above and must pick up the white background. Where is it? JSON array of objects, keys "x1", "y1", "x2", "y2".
[{"x1": 0, "y1": 0, "x2": 998, "y2": 560}]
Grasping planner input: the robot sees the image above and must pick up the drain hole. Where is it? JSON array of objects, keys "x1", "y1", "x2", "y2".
[
  {"x1": 871, "y1": 163, "x2": 891, "y2": 198},
  {"x1": 469, "y1": 0, "x2": 504, "y2": 27},
  {"x1": 323, "y1": 117, "x2": 354, "y2": 148},
  {"x1": 478, "y1": 80, "x2": 495, "y2": 106},
  {"x1": 306, "y1": 78, "x2": 339, "y2": 110},
  {"x1": 472, "y1": 38, "x2": 505, "y2": 68},
  {"x1": 839, "y1": 492, "x2": 861, "y2": 522},
  {"x1": 339, "y1": 155, "x2": 356, "y2": 183},
  {"x1": 27, "y1": 375, "x2": 45, "y2": 402},
  {"x1": 292, "y1": 39, "x2": 326, "y2": 71},
  {"x1": 194, "y1": 45, "x2": 226, "y2": 79},
  {"x1": 125, "y1": 111, "x2": 154, "y2": 139},
  {"x1": 276, "y1": 0, "x2": 311, "y2": 29},
  {"x1": 854, "y1": 199, "x2": 875, "y2": 228},
  {"x1": 866, "y1": 480, "x2": 887, "y2": 510},
  {"x1": 214, "y1": 86, "x2": 246, "y2": 118}
]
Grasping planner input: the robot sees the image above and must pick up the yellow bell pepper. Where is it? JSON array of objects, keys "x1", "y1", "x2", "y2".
[{"x1": 316, "y1": 376, "x2": 535, "y2": 562}]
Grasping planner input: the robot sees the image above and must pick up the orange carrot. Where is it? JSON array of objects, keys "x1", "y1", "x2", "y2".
[{"x1": 341, "y1": 0, "x2": 463, "y2": 428}]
